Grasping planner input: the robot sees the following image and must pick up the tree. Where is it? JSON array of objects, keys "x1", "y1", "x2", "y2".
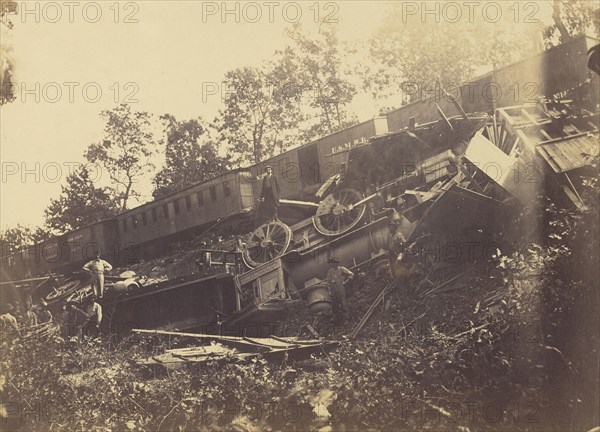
[
  {"x1": 545, "y1": 0, "x2": 600, "y2": 46},
  {"x1": 214, "y1": 65, "x2": 303, "y2": 165},
  {"x1": 0, "y1": 224, "x2": 33, "y2": 256},
  {"x1": 153, "y1": 115, "x2": 230, "y2": 199},
  {"x1": 44, "y1": 165, "x2": 118, "y2": 235},
  {"x1": 278, "y1": 23, "x2": 358, "y2": 141},
  {"x1": 0, "y1": 224, "x2": 51, "y2": 257},
  {"x1": 365, "y1": 3, "x2": 543, "y2": 107},
  {"x1": 31, "y1": 227, "x2": 52, "y2": 244},
  {"x1": 85, "y1": 104, "x2": 156, "y2": 211},
  {"x1": 0, "y1": 0, "x2": 17, "y2": 105}
]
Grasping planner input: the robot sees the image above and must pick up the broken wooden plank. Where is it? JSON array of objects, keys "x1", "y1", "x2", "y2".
[
  {"x1": 242, "y1": 337, "x2": 300, "y2": 349},
  {"x1": 420, "y1": 272, "x2": 466, "y2": 298},
  {"x1": 349, "y1": 282, "x2": 395, "y2": 339},
  {"x1": 133, "y1": 328, "x2": 271, "y2": 352}
]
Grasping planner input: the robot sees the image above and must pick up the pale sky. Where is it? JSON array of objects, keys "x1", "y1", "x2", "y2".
[
  {"x1": 0, "y1": 1, "x2": 556, "y2": 230},
  {"x1": 0, "y1": 1, "x2": 394, "y2": 229}
]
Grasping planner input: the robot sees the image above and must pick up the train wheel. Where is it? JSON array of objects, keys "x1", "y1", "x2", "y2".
[
  {"x1": 45, "y1": 277, "x2": 86, "y2": 303},
  {"x1": 64, "y1": 285, "x2": 94, "y2": 304},
  {"x1": 313, "y1": 188, "x2": 366, "y2": 236},
  {"x1": 243, "y1": 221, "x2": 292, "y2": 268}
]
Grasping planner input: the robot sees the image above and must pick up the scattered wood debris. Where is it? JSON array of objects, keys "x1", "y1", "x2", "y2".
[{"x1": 132, "y1": 329, "x2": 338, "y2": 367}]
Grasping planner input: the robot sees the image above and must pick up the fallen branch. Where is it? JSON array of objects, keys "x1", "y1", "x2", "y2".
[
  {"x1": 397, "y1": 309, "x2": 429, "y2": 335},
  {"x1": 157, "y1": 397, "x2": 192, "y2": 431},
  {"x1": 349, "y1": 282, "x2": 396, "y2": 339},
  {"x1": 449, "y1": 323, "x2": 489, "y2": 340},
  {"x1": 10, "y1": 382, "x2": 33, "y2": 410},
  {"x1": 421, "y1": 272, "x2": 466, "y2": 298},
  {"x1": 128, "y1": 395, "x2": 152, "y2": 417}
]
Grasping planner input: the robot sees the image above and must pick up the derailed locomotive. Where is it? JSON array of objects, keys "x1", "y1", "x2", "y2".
[
  {"x1": 1, "y1": 118, "x2": 388, "y2": 281},
  {"x1": 2, "y1": 35, "x2": 598, "y2": 335}
]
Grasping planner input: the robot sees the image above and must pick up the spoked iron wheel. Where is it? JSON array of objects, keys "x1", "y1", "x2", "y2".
[
  {"x1": 313, "y1": 188, "x2": 366, "y2": 236},
  {"x1": 45, "y1": 278, "x2": 85, "y2": 303},
  {"x1": 64, "y1": 285, "x2": 94, "y2": 304},
  {"x1": 242, "y1": 221, "x2": 292, "y2": 268}
]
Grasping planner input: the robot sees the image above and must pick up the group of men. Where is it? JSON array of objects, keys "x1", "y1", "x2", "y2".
[
  {"x1": 0, "y1": 300, "x2": 53, "y2": 338},
  {"x1": 63, "y1": 253, "x2": 113, "y2": 340},
  {"x1": 4, "y1": 166, "x2": 411, "y2": 337},
  {"x1": 1, "y1": 254, "x2": 112, "y2": 342}
]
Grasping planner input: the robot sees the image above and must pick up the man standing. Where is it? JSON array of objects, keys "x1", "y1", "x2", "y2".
[
  {"x1": 259, "y1": 166, "x2": 280, "y2": 222},
  {"x1": 388, "y1": 211, "x2": 407, "y2": 279},
  {"x1": 326, "y1": 257, "x2": 354, "y2": 323},
  {"x1": 83, "y1": 254, "x2": 113, "y2": 299},
  {"x1": 83, "y1": 298, "x2": 103, "y2": 337},
  {"x1": 25, "y1": 302, "x2": 38, "y2": 327}
]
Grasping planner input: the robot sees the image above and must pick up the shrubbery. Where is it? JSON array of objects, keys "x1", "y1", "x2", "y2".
[{"x1": 1, "y1": 160, "x2": 598, "y2": 431}]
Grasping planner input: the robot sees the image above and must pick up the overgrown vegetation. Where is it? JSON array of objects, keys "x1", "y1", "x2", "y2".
[{"x1": 1, "y1": 172, "x2": 598, "y2": 430}]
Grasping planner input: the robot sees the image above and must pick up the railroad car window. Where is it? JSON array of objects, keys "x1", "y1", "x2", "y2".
[
  {"x1": 185, "y1": 195, "x2": 192, "y2": 211},
  {"x1": 142, "y1": 212, "x2": 147, "y2": 226},
  {"x1": 174, "y1": 199, "x2": 180, "y2": 216},
  {"x1": 197, "y1": 191, "x2": 204, "y2": 207},
  {"x1": 163, "y1": 204, "x2": 169, "y2": 219},
  {"x1": 223, "y1": 181, "x2": 231, "y2": 197},
  {"x1": 152, "y1": 208, "x2": 158, "y2": 223},
  {"x1": 281, "y1": 157, "x2": 291, "y2": 175},
  {"x1": 122, "y1": 219, "x2": 128, "y2": 232},
  {"x1": 210, "y1": 186, "x2": 217, "y2": 202}
]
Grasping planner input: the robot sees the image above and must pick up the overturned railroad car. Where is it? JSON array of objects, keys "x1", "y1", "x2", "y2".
[
  {"x1": 2, "y1": 219, "x2": 119, "y2": 279},
  {"x1": 114, "y1": 170, "x2": 257, "y2": 262}
]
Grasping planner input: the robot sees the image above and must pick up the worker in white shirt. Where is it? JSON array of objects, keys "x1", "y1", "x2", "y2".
[
  {"x1": 83, "y1": 254, "x2": 113, "y2": 299},
  {"x1": 0, "y1": 304, "x2": 21, "y2": 337}
]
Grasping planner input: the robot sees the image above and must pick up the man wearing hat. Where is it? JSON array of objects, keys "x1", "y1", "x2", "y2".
[
  {"x1": 388, "y1": 210, "x2": 407, "y2": 278},
  {"x1": 326, "y1": 257, "x2": 354, "y2": 323},
  {"x1": 35, "y1": 300, "x2": 53, "y2": 324},
  {"x1": 83, "y1": 253, "x2": 113, "y2": 299},
  {"x1": 259, "y1": 166, "x2": 280, "y2": 222}
]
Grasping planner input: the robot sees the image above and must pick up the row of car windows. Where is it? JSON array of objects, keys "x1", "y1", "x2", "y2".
[{"x1": 121, "y1": 182, "x2": 232, "y2": 232}]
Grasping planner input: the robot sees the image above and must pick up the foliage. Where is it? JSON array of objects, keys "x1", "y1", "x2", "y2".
[
  {"x1": 277, "y1": 23, "x2": 358, "y2": 142},
  {"x1": 153, "y1": 115, "x2": 230, "y2": 199},
  {"x1": 214, "y1": 65, "x2": 304, "y2": 166},
  {"x1": 545, "y1": 0, "x2": 600, "y2": 45},
  {"x1": 0, "y1": 224, "x2": 34, "y2": 255},
  {"x1": 0, "y1": 226, "x2": 52, "y2": 262},
  {"x1": 214, "y1": 23, "x2": 359, "y2": 165},
  {"x1": 364, "y1": 3, "x2": 543, "y2": 107},
  {"x1": 43, "y1": 165, "x2": 118, "y2": 235},
  {"x1": 0, "y1": 0, "x2": 17, "y2": 105},
  {"x1": 1, "y1": 210, "x2": 597, "y2": 432},
  {"x1": 85, "y1": 104, "x2": 156, "y2": 211}
]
